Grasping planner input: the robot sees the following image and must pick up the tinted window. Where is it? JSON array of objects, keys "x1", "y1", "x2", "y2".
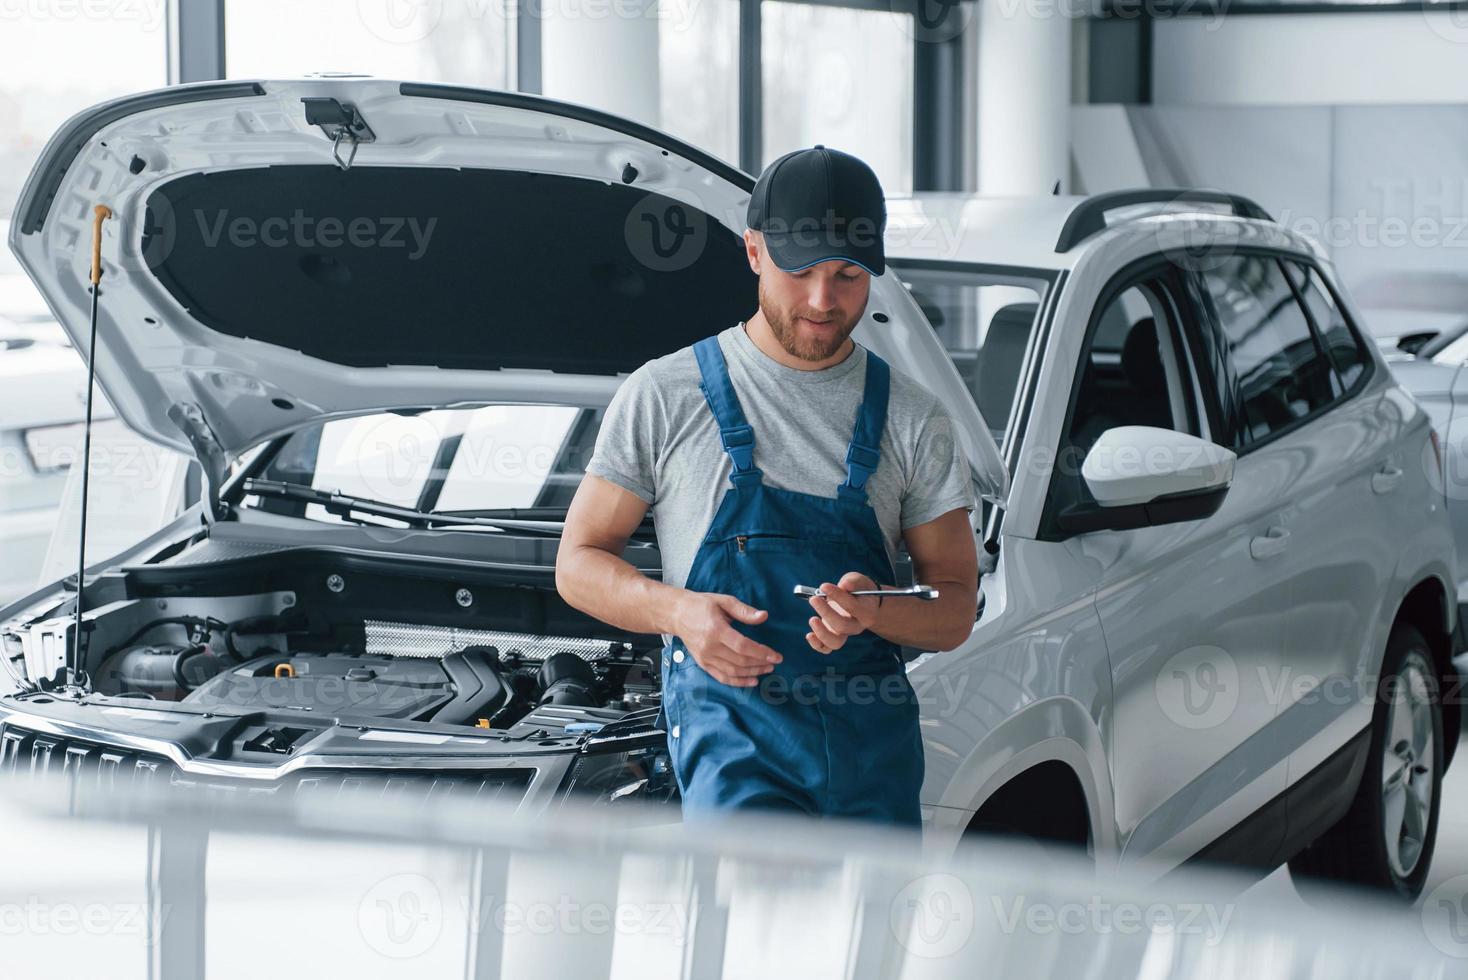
[
  {"x1": 1198, "y1": 255, "x2": 1336, "y2": 447},
  {"x1": 1285, "y1": 261, "x2": 1372, "y2": 392}
]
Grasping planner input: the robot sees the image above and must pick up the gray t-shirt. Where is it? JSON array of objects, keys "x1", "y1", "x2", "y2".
[{"x1": 585, "y1": 323, "x2": 976, "y2": 593}]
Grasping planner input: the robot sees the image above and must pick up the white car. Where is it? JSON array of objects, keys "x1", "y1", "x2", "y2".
[{"x1": 0, "y1": 81, "x2": 1455, "y2": 900}]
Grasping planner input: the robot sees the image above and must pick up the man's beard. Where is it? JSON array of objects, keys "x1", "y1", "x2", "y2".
[{"x1": 760, "y1": 282, "x2": 859, "y2": 363}]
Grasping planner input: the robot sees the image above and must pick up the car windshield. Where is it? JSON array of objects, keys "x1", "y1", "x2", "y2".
[
  {"x1": 891, "y1": 260, "x2": 1052, "y2": 447},
  {"x1": 241, "y1": 405, "x2": 599, "y2": 526}
]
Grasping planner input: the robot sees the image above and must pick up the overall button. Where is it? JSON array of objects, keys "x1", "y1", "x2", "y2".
[
  {"x1": 672, "y1": 648, "x2": 685, "y2": 664},
  {"x1": 671, "y1": 724, "x2": 681, "y2": 738}
]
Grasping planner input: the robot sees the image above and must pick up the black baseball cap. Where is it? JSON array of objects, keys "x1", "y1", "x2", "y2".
[{"x1": 746, "y1": 145, "x2": 887, "y2": 276}]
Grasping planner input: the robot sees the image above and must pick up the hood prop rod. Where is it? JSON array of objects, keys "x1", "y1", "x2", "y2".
[{"x1": 67, "y1": 204, "x2": 112, "y2": 694}]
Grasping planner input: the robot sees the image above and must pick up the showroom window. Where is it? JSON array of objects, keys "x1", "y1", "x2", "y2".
[
  {"x1": 226, "y1": 0, "x2": 512, "y2": 87},
  {"x1": 0, "y1": 6, "x2": 173, "y2": 605},
  {"x1": 1196, "y1": 255, "x2": 1338, "y2": 448},
  {"x1": 762, "y1": 1, "x2": 915, "y2": 194},
  {"x1": 659, "y1": 0, "x2": 740, "y2": 164}
]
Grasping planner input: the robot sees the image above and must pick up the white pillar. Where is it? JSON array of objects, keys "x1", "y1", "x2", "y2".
[
  {"x1": 539, "y1": 0, "x2": 662, "y2": 126},
  {"x1": 975, "y1": 5, "x2": 1073, "y2": 195}
]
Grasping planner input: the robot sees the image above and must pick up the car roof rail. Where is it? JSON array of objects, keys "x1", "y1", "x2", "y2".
[{"x1": 1054, "y1": 188, "x2": 1274, "y2": 253}]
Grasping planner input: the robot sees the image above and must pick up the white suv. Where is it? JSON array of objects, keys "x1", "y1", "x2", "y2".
[
  {"x1": 887, "y1": 189, "x2": 1458, "y2": 899},
  {"x1": 0, "y1": 80, "x2": 1455, "y2": 901}
]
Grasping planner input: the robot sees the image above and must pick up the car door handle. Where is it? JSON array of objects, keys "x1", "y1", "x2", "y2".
[
  {"x1": 1371, "y1": 465, "x2": 1404, "y2": 495},
  {"x1": 1250, "y1": 526, "x2": 1291, "y2": 560}
]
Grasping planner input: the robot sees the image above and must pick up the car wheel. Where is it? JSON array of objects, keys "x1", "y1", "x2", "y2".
[{"x1": 1289, "y1": 623, "x2": 1444, "y2": 901}]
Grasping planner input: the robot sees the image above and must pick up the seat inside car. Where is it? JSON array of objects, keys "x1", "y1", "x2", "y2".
[
  {"x1": 1068, "y1": 316, "x2": 1173, "y2": 454},
  {"x1": 976, "y1": 303, "x2": 1037, "y2": 432}
]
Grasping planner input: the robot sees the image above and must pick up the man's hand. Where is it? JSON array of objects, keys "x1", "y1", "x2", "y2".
[
  {"x1": 806, "y1": 571, "x2": 882, "y2": 654},
  {"x1": 673, "y1": 592, "x2": 784, "y2": 687}
]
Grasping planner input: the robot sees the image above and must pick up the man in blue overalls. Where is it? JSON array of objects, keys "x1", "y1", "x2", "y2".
[{"x1": 557, "y1": 146, "x2": 979, "y2": 827}]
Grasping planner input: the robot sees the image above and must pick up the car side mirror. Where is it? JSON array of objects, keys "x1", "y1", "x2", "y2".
[{"x1": 1057, "y1": 426, "x2": 1235, "y2": 534}]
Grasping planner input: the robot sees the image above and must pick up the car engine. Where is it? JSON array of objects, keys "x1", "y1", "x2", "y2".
[{"x1": 82, "y1": 610, "x2": 662, "y2": 736}]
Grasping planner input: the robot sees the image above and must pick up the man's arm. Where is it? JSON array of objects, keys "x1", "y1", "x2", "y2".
[
  {"x1": 805, "y1": 506, "x2": 978, "y2": 653},
  {"x1": 556, "y1": 475, "x2": 784, "y2": 686}
]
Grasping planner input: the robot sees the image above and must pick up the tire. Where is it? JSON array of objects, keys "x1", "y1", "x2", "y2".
[{"x1": 1289, "y1": 622, "x2": 1444, "y2": 902}]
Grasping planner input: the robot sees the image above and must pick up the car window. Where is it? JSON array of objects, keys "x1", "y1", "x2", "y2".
[
  {"x1": 1283, "y1": 261, "x2": 1372, "y2": 393},
  {"x1": 1066, "y1": 276, "x2": 1202, "y2": 459},
  {"x1": 249, "y1": 405, "x2": 594, "y2": 525},
  {"x1": 893, "y1": 262, "x2": 1051, "y2": 446},
  {"x1": 1196, "y1": 255, "x2": 1337, "y2": 448}
]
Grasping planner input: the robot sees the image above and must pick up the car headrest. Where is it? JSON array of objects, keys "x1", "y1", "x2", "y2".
[
  {"x1": 976, "y1": 303, "x2": 1038, "y2": 426},
  {"x1": 1121, "y1": 317, "x2": 1166, "y2": 395}
]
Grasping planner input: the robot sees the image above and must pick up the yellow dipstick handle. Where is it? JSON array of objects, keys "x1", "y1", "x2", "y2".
[
  {"x1": 90, "y1": 204, "x2": 113, "y2": 286},
  {"x1": 274, "y1": 663, "x2": 296, "y2": 678}
]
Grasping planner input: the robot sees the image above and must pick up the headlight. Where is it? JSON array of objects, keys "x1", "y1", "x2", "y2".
[{"x1": 563, "y1": 735, "x2": 677, "y2": 809}]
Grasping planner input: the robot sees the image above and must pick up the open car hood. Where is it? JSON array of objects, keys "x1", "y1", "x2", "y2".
[{"x1": 9, "y1": 79, "x2": 1007, "y2": 507}]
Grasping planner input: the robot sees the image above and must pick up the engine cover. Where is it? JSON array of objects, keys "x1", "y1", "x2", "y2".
[{"x1": 184, "y1": 648, "x2": 509, "y2": 723}]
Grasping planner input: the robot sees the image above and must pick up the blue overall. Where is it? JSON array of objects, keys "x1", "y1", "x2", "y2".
[{"x1": 657, "y1": 336, "x2": 925, "y2": 827}]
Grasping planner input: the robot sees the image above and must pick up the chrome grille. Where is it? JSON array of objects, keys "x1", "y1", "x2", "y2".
[
  {"x1": 0, "y1": 724, "x2": 168, "y2": 790},
  {"x1": 0, "y1": 725, "x2": 532, "y2": 802}
]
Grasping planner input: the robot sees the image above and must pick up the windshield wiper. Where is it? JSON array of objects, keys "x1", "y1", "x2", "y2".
[
  {"x1": 441, "y1": 506, "x2": 657, "y2": 537},
  {"x1": 242, "y1": 479, "x2": 567, "y2": 537}
]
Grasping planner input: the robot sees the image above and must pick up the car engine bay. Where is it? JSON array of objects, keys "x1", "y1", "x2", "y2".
[{"x1": 0, "y1": 541, "x2": 668, "y2": 744}]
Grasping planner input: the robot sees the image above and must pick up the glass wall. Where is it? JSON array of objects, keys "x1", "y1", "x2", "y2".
[
  {"x1": 658, "y1": 0, "x2": 739, "y2": 163},
  {"x1": 0, "y1": 6, "x2": 171, "y2": 604},
  {"x1": 762, "y1": 2, "x2": 914, "y2": 193},
  {"x1": 226, "y1": 0, "x2": 512, "y2": 87}
]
